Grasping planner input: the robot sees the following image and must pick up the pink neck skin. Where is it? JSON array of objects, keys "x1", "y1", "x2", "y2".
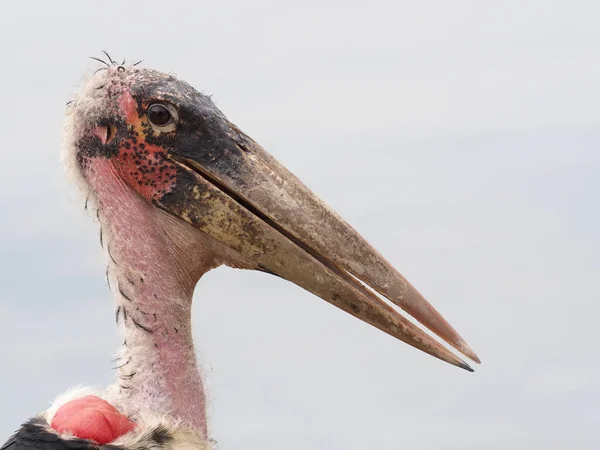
[{"x1": 83, "y1": 158, "x2": 220, "y2": 438}]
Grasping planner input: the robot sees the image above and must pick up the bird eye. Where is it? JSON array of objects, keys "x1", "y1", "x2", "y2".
[
  {"x1": 147, "y1": 103, "x2": 178, "y2": 132},
  {"x1": 148, "y1": 104, "x2": 171, "y2": 125}
]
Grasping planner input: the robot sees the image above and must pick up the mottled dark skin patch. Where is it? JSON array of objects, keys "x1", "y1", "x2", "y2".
[
  {"x1": 77, "y1": 132, "x2": 120, "y2": 160},
  {"x1": 112, "y1": 117, "x2": 177, "y2": 201},
  {"x1": 76, "y1": 69, "x2": 254, "y2": 209},
  {"x1": 157, "y1": 170, "x2": 212, "y2": 228}
]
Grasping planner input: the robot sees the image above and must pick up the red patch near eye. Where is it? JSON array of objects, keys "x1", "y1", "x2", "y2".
[
  {"x1": 112, "y1": 90, "x2": 178, "y2": 201},
  {"x1": 119, "y1": 91, "x2": 139, "y2": 122},
  {"x1": 50, "y1": 395, "x2": 136, "y2": 444}
]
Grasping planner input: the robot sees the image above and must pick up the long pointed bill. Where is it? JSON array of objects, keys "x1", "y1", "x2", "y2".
[{"x1": 155, "y1": 120, "x2": 479, "y2": 371}]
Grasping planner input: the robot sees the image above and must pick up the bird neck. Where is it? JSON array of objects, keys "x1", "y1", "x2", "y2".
[
  {"x1": 84, "y1": 160, "x2": 218, "y2": 439},
  {"x1": 109, "y1": 270, "x2": 207, "y2": 437}
]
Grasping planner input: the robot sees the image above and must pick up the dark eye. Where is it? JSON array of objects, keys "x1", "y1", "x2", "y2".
[{"x1": 147, "y1": 103, "x2": 173, "y2": 126}]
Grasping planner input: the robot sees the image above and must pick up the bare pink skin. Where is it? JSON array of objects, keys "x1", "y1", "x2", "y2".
[
  {"x1": 69, "y1": 71, "x2": 257, "y2": 439},
  {"x1": 84, "y1": 158, "x2": 221, "y2": 437}
]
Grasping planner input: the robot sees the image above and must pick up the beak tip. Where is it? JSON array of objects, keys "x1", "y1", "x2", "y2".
[
  {"x1": 455, "y1": 340, "x2": 481, "y2": 365},
  {"x1": 459, "y1": 361, "x2": 475, "y2": 373}
]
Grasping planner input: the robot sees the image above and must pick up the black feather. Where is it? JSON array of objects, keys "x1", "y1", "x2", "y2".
[{"x1": 1, "y1": 418, "x2": 120, "y2": 450}]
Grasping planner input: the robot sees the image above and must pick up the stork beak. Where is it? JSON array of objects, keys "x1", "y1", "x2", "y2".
[{"x1": 155, "y1": 121, "x2": 480, "y2": 371}]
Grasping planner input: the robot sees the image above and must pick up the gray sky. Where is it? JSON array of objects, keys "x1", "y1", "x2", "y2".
[{"x1": 1, "y1": 1, "x2": 599, "y2": 448}]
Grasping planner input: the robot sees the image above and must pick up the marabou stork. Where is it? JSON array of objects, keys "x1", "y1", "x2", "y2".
[{"x1": 2, "y1": 58, "x2": 480, "y2": 450}]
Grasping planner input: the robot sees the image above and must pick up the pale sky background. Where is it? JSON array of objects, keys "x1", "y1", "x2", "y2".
[{"x1": 1, "y1": 1, "x2": 599, "y2": 449}]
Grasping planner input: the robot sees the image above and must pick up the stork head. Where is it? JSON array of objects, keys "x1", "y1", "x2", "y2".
[{"x1": 65, "y1": 63, "x2": 479, "y2": 371}]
